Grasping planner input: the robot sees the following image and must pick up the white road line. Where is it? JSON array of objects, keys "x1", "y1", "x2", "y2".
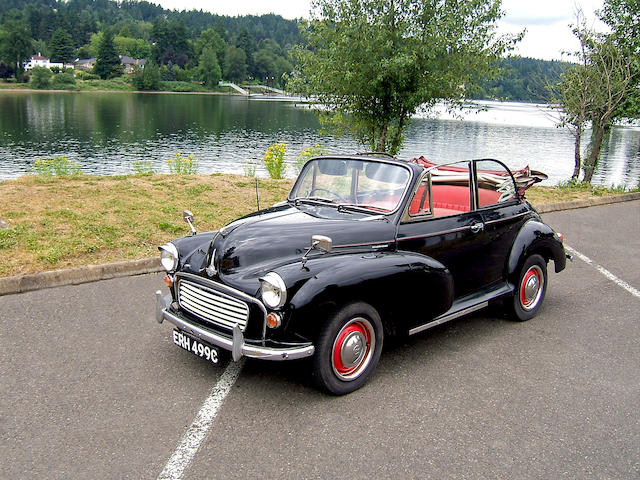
[
  {"x1": 565, "y1": 245, "x2": 640, "y2": 299},
  {"x1": 158, "y1": 359, "x2": 245, "y2": 480}
]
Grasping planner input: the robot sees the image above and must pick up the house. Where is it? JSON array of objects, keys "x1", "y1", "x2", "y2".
[
  {"x1": 74, "y1": 58, "x2": 96, "y2": 70},
  {"x1": 24, "y1": 53, "x2": 74, "y2": 71},
  {"x1": 120, "y1": 56, "x2": 147, "y2": 73}
]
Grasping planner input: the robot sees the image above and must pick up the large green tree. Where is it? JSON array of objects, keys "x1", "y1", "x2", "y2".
[
  {"x1": 198, "y1": 46, "x2": 222, "y2": 87},
  {"x1": 292, "y1": 0, "x2": 518, "y2": 154},
  {"x1": 49, "y1": 27, "x2": 75, "y2": 63},
  {"x1": 0, "y1": 19, "x2": 32, "y2": 79},
  {"x1": 599, "y1": 0, "x2": 640, "y2": 118},
  {"x1": 224, "y1": 45, "x2": 247, "y2": 82},
  {"x1": 93, "y1": 28, "x2": 122, "y2": 79},
  {"x1": 555, "y1": 6, "x2": 637, "y2": 183}
]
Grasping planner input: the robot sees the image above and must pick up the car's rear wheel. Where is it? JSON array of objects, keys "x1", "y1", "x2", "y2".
[
  {"x1": 508, "y1": 254, "x2": 547, "y2": 321},
  {"x1": 313, "y1": 301, "x2": 383, "y2": 395}
]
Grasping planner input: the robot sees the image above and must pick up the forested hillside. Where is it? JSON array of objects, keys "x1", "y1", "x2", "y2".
[
  {"x1": 0, "y1": 0, "x2": 301, "y2": 88},
  {"x1": 470, "y1": 56, "x2": 569, "y2": 103},
  {"x1": 1, "y1": 0, "x2": 567, "y2": 102}
]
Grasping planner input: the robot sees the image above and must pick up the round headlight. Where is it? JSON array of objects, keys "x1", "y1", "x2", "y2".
[
  {"x1": 260, "y1": 272, "x2": 287, "y2": 310},
  {"x1": 159, "y1": 243, "x2": 179, "y2": 272}
]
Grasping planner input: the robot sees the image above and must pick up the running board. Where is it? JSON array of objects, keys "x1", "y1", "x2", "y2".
[{"x1": 409, "y1": 284, "x2": 513, "y2": 336}]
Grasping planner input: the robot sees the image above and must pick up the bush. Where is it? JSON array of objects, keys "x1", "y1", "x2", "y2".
[
  {"x1": 75, "y1": 70, "x2": 99, "y2": 80},
  {"x1": 132, "y1": 160, "x2": 155, "y2": 175},
  {"x1": 294, "y1": 144, "x2": 328, "y2": 173},
  {"x1": 30, "y1": 66, "x2": 52, "y2": 89},
  {"x1": 32, "y1": 156, "x2": 82, "y2": 176},
  {"x1": 51, "y1": 72, "x2": 76, "y2": 89},
  {"x1": 263, "y1": 143, "x2": 287, "y2": 179},
  {"x1": 168, "y1": 153, "x2": 199, "y2": 175}
]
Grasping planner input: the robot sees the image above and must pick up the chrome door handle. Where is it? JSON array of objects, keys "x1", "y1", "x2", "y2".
[{"x1": 470, "y1": 222, "x2": 484, "y2": 233}]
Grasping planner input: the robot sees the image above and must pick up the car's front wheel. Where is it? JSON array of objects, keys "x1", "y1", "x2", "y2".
[
  {"x1": 508, "y1": 254, "x2": 548, "y2": 321},
  {"x1": 313, "y1": 301, "x2": 383, "y2": 395}
]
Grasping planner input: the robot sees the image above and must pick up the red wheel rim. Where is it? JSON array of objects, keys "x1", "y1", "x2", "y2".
[{"x1": 331, "y1": 318, "x2": 375, "y2": 381}]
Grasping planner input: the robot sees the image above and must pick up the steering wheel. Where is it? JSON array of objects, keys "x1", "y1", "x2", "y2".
[{"x1": 309, "y1": 188, "x2": 348, "y2": 203}]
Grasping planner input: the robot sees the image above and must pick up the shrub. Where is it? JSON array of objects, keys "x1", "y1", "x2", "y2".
[
  {"x1": 242, "y1": 160, "x2": 257, "y2": 177},
  {"x1": 132, "y1": 160, "x2": 155, "y2": 175},
  {"x1": 30, "y1": 66, "x2": 52, "y2": 89},
  {"x1": 168, "y1": 153, "x2": 199, "y2": 175},
  {"x1": 51, "y1": 72, "x2": 76, "y2": 89},
  {"x1": 263, "y1": 143, "x2": 287, "y2": 179},
  {"x1": 75, "y1": 70, "x2": 99, "y2": 81},
  {"x1": 294, "y1": 144, "x2": 328, "y2": 173},
  {"x1": 32, "y1": 156, "x2": 82, "y2": 176}
]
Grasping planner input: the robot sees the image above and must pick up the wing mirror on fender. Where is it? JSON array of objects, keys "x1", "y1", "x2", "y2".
[
  {"x1": 301, "y1": 235, "x2": 333, "y2": 269},
  {"x1": 183, "y1": 209, "x2": 196, "y2": 235}
]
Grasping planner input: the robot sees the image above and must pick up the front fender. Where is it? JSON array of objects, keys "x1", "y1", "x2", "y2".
[
  {"x1": 507, "y1": 220, "x2": 566, "y2": 279},
  {"x1": 278, "y1": 251, "x2": 453, "y2": 336}
]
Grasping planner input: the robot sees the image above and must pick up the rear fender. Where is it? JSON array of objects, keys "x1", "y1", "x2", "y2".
[{"x1": 508, "y1": 220, "x2": 567, "y2": 280}]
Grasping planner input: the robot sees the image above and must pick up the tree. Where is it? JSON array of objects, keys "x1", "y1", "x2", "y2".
[
  {"x1": 224, "y1": 45, "x2": 247, "y2": 82},
  {"x1": 93, "y1": 28, "x2": 122, "y2": 79},
  {"x1": 0, "y1": 19, "x2": 32, "y2": 80},
  {"x1": 133, "y1": 61, "x2": 160, "y2": 90},
  {"x1": 198, "y1": 46, "x2": 221, "y2": 88},
  {"x1": 49, "y1": 27, "x2": 75, "y2": 63},
  {"x1": 194, "y1": 28, "x2": 226, "y2": 71},
  {"x1": 291, "y1": 0, "x2": 518, "y2": 154},
  {"x1": 555, "y1": 9, "x2": 636, "y2": 183},
  {"x1": 599, "y1": 0, "x2": 640, "y2": 119}
]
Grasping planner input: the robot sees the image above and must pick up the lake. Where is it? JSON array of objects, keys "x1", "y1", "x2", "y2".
[{"x1": 1, "y1": 91, "x2": 638, "y2": 187}]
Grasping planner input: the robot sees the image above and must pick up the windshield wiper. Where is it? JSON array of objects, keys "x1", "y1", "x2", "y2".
[
  {"x1": 337, "y1": 203, "x2": 390, "y2": 215},
  {"x1": 294, "y1": 197, "x2": 337, "y2": 207}
]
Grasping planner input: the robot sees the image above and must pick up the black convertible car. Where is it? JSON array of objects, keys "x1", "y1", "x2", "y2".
[{"x1": 155, "y1": 154, "x2": 567, "y2": 394}]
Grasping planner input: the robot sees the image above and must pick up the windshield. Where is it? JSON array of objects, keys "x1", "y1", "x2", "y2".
[{"x1": 289, "y1": 158, "x2": 411, "y2": 213}]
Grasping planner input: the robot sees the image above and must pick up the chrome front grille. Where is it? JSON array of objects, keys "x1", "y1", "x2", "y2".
[{"x1": 177, "y1": 279, "x2": 249, "y2": 332}]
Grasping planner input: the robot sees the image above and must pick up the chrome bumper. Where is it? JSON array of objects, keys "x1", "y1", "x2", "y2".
[{"x1": 155, "y1": 291, "x2": 315, "y2": 361}]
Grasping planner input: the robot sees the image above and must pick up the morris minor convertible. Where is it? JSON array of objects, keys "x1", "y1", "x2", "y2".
[{"x1": 155, "y1": 154, "x2": 567, "y2": 394}]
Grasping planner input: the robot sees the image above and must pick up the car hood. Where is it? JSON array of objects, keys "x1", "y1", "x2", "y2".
[{"x1": 197, "y1": 204, "x2": 395, "y2": 292}]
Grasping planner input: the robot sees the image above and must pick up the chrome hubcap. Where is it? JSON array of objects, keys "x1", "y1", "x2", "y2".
[
  {"x1": 520, "y1": 265, "x2": 544, "y2": 311},
  {"x1": 340, "y1": 331, "x2": 366, "y2": 368}
]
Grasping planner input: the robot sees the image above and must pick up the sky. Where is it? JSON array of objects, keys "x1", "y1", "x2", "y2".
[{"x1": 153, "y1": 0, "x2": 606, "y2": 61}]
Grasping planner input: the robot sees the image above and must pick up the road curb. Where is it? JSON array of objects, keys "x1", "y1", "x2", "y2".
[
  {"x1": 0, "y1": 257, "x2": 163, "y2": 296},
  {"x1": 0, "y1": 192, "x2": 638, "y2": 297},
  {"x1": 535, "y1": 191, "x2": 640, "y2": 213}
]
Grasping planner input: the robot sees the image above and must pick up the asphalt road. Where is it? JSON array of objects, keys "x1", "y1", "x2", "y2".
[{"x1": 1, "y1": 200, "x2": 638, "y2": 479}]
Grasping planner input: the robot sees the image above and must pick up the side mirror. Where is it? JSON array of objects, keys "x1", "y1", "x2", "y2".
[
  {"x1": 312, "y1": 235, "x2": 332, "y2": 253},
  {"x1": 183, "y1": 209, "x2": 196, "y2": 235}
]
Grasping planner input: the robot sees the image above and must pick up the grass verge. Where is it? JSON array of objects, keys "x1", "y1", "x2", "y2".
[
  {"x1": 0, "y1": 173, "x2": 635, "y2": 278},
  {"x1": 0, "y1": 174, "x2": 291, "y2": 277}
]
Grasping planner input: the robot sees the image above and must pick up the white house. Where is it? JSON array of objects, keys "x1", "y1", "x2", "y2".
[{"x1": 23, "y1": 54, "x2": 74, "y2": 71}]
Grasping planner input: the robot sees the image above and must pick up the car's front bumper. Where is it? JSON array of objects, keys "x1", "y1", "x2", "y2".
[{"x1": 155, "y1": 291, "x2": 315, "y2": 361}]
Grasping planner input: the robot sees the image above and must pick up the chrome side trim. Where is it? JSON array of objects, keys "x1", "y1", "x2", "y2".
[
  {"x1": 398, "y1": 225, "x2": 470, "y2": 242},
  {"x1": 158, "y1": 301, "x2": 315, "y2": 361},
  {"x1": 409, "y1": 301, "x2": 488, "y2": 336},
  {"x1": 483, "y1": 211, "x2": 530, "y2": 225}
]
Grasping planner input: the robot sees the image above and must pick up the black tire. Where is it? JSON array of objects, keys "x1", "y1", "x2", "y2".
[
  {"x1": 312, "y1": 301, "x2": 384, "y2": 395},
  {"x1": 508, "y1": 254, "x2": 548, "y2": 321}
]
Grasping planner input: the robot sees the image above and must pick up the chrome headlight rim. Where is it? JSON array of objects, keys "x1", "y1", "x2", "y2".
[
  {"x1": 259, "y1": 272, "x2": 287, "y2": 310},
  {"x1": 159, "y1": 243, "x2": 179, "y2": 272}
]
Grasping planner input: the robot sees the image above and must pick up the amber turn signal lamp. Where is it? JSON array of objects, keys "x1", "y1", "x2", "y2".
[
  {"x1": 164, "y1": 274, "x2": 174, "y2": 286},
  {"x1": 266, "y1": 312, "x2": 282, "y2": 329}
]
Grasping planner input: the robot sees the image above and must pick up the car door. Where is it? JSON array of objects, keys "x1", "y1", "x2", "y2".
[
  {"x1": 474, "y1": 159, "x2": 531, "y2": 286},
  {"x1": 396, "y1": 161, "x2": 494, "y2": 299}
]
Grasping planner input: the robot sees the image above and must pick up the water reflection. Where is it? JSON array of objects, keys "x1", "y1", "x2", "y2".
[{"x1": 0, "y1": 91, "x2": 638, "y2": 187}]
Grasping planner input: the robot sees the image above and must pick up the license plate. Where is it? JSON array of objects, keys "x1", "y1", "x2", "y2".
[{"x1": 173, "y1": 329, "x2": 220, "y2": 365}]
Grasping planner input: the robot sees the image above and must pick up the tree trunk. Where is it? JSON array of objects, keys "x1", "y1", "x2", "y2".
[
  {"x1": 583, "y1": 121, "x2": 607, "y2": 183},
  {"x1": 572, "y1": 124, "x2": 582, "y2": 181}
]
